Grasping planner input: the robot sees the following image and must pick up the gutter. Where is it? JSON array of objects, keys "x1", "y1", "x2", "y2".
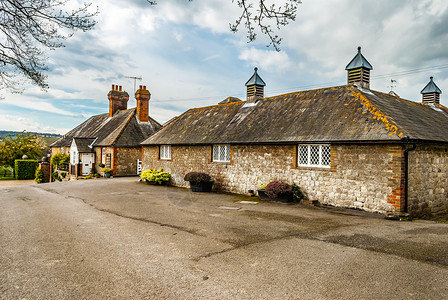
[{"x1": 403, "y1": 143, "x2": 417, "y2": 213}]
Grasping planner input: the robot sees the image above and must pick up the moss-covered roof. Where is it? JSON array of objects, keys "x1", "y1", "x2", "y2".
[{"x1": 141, "y1": 85, "x2": 448, "y2": 145}]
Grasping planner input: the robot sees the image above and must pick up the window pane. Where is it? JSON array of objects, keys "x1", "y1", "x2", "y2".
[
  {"x1": 310, "y1": 145, "x2": 320, "y2": 165},
  {"x1": 213, "y1": 145, "x2": 219, "y2": 161},
  {"x1": 225, "y1": 145, "x2": 230, "y2": 162},
  {"x1": 298, "y1": 145, "x2": 308, "y2": 165},
  {"x1": 321, "y1": 145, "x2": 331, "y2": 166}
]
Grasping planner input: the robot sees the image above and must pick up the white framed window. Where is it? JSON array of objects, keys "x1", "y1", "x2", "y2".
[
  {"x1": 160, "y1": 145, "x2": 171, "y2": 160},
  {"x1": 213, "y1": 144, "x2": 230, "y2": 162},
  {"x1": 101, "y1": 147, "x2": 106, "y2": 164},
  {"x1": 298, "y1": 144, "x2": 331, "y2": 168}
]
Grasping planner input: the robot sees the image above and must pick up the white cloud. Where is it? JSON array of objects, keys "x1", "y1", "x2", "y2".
[
  {"x1": 238, "y1": 47, "x2": 293, "y2": 73},
  {"x1": 0, "y1": 114, "x2": 70, "y2": 134}
]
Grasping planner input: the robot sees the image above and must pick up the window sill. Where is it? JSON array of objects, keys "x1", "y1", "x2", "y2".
[{"x1": 296, "y1": 165, "x2": 331, "y2": 171}]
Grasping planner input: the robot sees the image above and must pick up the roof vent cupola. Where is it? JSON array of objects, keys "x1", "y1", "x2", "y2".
[
  {"x1": 345, "y1": 47, "x2": 373, "y2": 89},
  {"x1": 135, "y1": 85, "x2": 151, "y2": 122},
  {"x1": 108, "y1": 84, "x2": 129, "y2": 117},
  {"x1": 245, "y1": 67, "x2": 266, "y2": 103},
  {"x1": 421, "y1": 76, "x2": 442, "y2": 106}
]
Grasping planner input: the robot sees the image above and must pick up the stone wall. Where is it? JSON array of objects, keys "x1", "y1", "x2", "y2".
[
  {"x1": 142, "y1": 144, "x2": 406, "y2": 214},
  {"x1": 93, "y1": 146, "x2": 140, "y2": 176},
  {"x1": 408, "y1": 144, "x2": 448, "y2": 219},
  {"x1": 115, "y1": 147, "x2": 140, "y2": 176},
  {"x1": 50, "y1": 147, "x2": 69, "y2": 156}
]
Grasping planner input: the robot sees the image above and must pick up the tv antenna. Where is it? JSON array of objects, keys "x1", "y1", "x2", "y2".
[{"x1": 125, "y1": 75, "x2": 142, "y2": 94}]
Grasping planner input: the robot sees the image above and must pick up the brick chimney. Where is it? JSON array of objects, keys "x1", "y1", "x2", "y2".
[
  {"x1": 346, "y1": 47, "x2": 373, "y2": 89},
  {"x1": 245, "y1": 67, "x2": 266, "y2": 103},
  {"x1": 108, "y1": 84, "x2": 129, "y2": 117},
  {"x1": 135, "y1": 85, "x2": 150, "y2": 122},
  {"x1": 421, "y1": 76, "x2": 442, "y2": 106}
]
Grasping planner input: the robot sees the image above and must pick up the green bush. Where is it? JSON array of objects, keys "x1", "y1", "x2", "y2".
[
  {"x1": 51, "y1": 153, "x2": 70, "y2": 170},
  {"x1": 61, "y1": 172, "x2": 67, "y2": 178},
  {"x1": 292, "y1": 184, "x2": 304, "y2": 202},
  {"x1": 35, "y1": 168, "x2": 44, "y2": 183},
  {"x1": 52, "y1": 171, "x2": 60, "y2": 182},
  {"x1": 15, "y1": 159, "x2": 38, "y2": 180}
]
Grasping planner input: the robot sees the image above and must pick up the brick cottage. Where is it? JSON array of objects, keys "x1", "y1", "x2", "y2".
[
  {"x1": 50, "y1": 85, "x2": 161, "y2": 177},
  {"x1": 140, "y1": 48, "x2": 448, "y2": 219}
]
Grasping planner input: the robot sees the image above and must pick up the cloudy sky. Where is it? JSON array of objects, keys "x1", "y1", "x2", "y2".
[{"x1": 1, "y1": 0, "x2": 448, "y2": 134}]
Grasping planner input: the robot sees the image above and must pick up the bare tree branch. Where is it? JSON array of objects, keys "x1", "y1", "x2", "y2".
[
  {"x1": 230, "y1": 0, "x2": 301, "y2": 51},
  {"x1": 0, "y1": 0, "x2": 98, "y2": 93},
  {"x1": 148, "y1": 0, "x2": 300, "y2": 51}
]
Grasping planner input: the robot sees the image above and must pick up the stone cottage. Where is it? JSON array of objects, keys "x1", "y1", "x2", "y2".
[
  {"x1": 51, "y1": 84, "x2": 161, "y2": 177},
  {"x1": 140, "y1": 48, "x2": 448, "y2": 219}
]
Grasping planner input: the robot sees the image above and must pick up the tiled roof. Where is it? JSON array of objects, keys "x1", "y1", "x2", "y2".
[
  {"x1": 51, "y1": 108, "x2": 161, "y2": 148},
  {"x1": 141, "y1": 85, "x2": 448, "y2": 145},
  {"x1": 72, "y1": 138, "x2": 95, "y2": 153}
]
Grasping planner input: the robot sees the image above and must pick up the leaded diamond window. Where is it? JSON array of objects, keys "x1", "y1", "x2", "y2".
[
  {"x1": 213, "y1": 144, "x2": 230, "y2": 162},
  {"x1": 160, "y1": 145, "x2": 171, "y2": 160},
  {"x1": 297, "y1": 144, "x2": 331, "y2": 168}
]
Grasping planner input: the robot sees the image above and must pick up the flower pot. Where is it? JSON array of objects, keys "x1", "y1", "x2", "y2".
[
  {"x1": 257, "y1": 189, "x2": 270, "y2": 201},
  {"x1": 104, "y1": 173, "x2": 111, "y2": 178},
  {"x1": 189, "y1": 181, "x2": 214, "y2": 192},
  {"x1": 146, "y1": 180, "x2": 168, "y2": 186},
  {"x1": 258, "y1": 190, "x2": 293, "y2": 202}
]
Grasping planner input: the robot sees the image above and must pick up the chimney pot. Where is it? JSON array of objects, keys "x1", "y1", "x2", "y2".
[
  {"x1": 119, "y1": 86, "x2": 122, "y2": 92},
  {"x1": 111, "y1": 84, "x2": 114, "y2": 91},
  {"x1": 139, "y1": 85, "x2": 142, "y2": 90},
  {"x1": 143, "y1": 85, "x2": 146, "y2": 90}
]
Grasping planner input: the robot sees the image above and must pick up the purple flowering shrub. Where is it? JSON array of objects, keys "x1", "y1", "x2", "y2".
[
  {"x1": 184, "y1": 172, "x2": 211, "y2": 183},
  {"x1": 265, "y1": 181, "x2": 292, "y2": 198}
]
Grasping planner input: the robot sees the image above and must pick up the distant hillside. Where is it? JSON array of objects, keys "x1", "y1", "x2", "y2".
[
  {"x1": 0, "y1": 130, "x2": 61, "y2": 139},
  {"x1": 0, "y1": 130, "x2": 61, "y2": 148}
]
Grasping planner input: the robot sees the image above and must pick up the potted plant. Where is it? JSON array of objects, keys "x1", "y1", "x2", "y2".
[
  {"x1": 256, "y1": 177, "x2": 272, "y2": 200},
  {"x1": 101, "y1": 168, "x2": 113, "y2": 178},
  {"x1": 184, "y1": 172, "x2": 214, "y2": 192},
  {"x1": 264, "y1": 180, "x2": 293, "y2": 202},
  {"x1": 140, "y1": 168, "x2": 171, "y2": 185}
]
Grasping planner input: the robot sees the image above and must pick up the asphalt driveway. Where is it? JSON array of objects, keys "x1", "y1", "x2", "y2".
[{"x1": 1, "y1": 177, "x2": 447, "y2": 299}]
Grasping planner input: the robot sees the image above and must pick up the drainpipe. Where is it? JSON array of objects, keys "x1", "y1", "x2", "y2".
[{"x1": 403, "y1": 143, "x2": 417, "y2": 213}]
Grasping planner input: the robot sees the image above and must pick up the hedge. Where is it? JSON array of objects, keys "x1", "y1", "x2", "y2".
[{"x1": 15, "y1": 159, "x2": 38, "y2": 180}]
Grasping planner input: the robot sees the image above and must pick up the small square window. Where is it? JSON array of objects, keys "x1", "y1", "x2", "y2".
[
  {"x1": 160, "y1": 145, "x2": 171, "y2": 160},
  {"x1": 213, "y1": 144, "x2": 230, "y2": 162}
]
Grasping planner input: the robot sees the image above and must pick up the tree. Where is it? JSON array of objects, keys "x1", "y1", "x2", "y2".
[
  {"x1": 0, "y1": 0, "x2": 97, "y2": 93},
  {"x1": 147, "y1": 0, "x2": 301, "y2": 52},
  {"x1": 0, "y1": 131, "x2": 43, "y2": 168}
]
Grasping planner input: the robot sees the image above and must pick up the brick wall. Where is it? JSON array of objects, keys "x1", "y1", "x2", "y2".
[
  {"x1": 408, "y1": 144, "x2": 448, "y2": 219},
  {"x1": 142, "y1": 144, "x2": 406, "y2": 214}
]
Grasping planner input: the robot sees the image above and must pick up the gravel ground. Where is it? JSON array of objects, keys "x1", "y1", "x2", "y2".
[
  {"x1": 1, "y1": 177, "x2": 447, "y2": 299},
  {"x1": 0, "y1": 179, "x2": 35, "y2": 187}
]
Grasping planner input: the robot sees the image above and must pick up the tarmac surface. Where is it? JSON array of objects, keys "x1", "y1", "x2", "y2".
[{"x1": 0, "y1": 177, "x2": 447, "y2": 299}]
